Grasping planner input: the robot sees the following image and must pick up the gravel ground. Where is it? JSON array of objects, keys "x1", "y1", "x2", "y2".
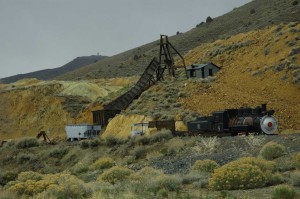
[{"x1": 151, "y1": 134, "x2": 300, "y2": 174}]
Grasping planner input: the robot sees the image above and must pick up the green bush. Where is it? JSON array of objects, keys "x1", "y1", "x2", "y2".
[
  {"x1": 48, "y1": 147, "x2": 68, "y2": 158},
  {"x1": 292, "y1": 171, "x2": 300, "y2": 187},
  {"x1": 157, "y1": 188, "x2": 169, "y2": 198},
  {"x1": 191, "y1": 159, "x2": 219, "y2": 173},
  {"x1": 99, "y1": 166, "x2": 134, "y2": 184},
  {"x1": 16, "y1": 138, "x2": 39, "y2": 149},
  {"x1": 131, "y1": 146, "x2": 146, "y2": 159},
  {"x1": 90, "y1": 139, "x2": 100, "y2": 147},
  {"x1": 80, "y1": 140, "x2": 90, "y2": 149},
  {"x1": 259, "y1": 141, "x2": 286, "y2": 160},
  {"x1": 105, "y1": 136, "x2": 124, "y2": 146},
  {"x1": 17, "y1": 153, "x2": 37, "y2": 164},
  {"x1": 295, "y1": 152, "x2": 300, "y2": 169},
  {"x1": 134, "y1": 135, "x2": 150, "y2": 145},
  {"x1": 92, "y1": 157, "x2": 114, "y2": 170},
  {"x1": 0, "y1": 171, "x2": 18, "y2": 186},
  {"x1": 272, "y1": 185, "x2": 295, "y2": 199},
  {"x1": 17, "y1": 171, "x2": 43, "y2": 182},
  {"x1": 155, "y1": 175, "x2": 182, "y2": 192},
  {"x1": 149, "y1": 129, "x2": 173, "y2": 143},
  {"x1": 266, "y1": 173, "x2": 285, "y2": 186}
]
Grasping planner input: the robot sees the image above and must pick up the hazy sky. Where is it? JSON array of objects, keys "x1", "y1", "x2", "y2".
[{"x1": 0, "y1": 0, "x2": 251, "y2": 78}]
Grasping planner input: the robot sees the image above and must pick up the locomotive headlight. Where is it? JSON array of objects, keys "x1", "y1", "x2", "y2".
[{"x1": 260, "y1": 115, "x2": 278, "y2": 134}]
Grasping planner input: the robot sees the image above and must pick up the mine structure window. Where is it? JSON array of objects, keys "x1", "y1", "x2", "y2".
[{"x1": 209, "y1": 69, "x2": 213, "y2": 76}]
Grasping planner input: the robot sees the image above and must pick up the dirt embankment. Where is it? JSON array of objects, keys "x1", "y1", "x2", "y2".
[{"x1": 0, "y1": 77, "x2": 137, "y2": 140}]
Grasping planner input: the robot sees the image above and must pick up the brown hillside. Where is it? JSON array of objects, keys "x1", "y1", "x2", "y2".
[{"x1": 181, "y1": 23, "x2": 300, "y2": 130}]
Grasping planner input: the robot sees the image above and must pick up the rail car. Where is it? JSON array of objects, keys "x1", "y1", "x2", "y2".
[{"x1": 187, "y1": 104, "x2": 278, "y2": 136}]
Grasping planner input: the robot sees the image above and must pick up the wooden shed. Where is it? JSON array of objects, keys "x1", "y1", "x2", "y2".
[{"x1": 186, "y1": 63, "x2": 220, "y2": 79}]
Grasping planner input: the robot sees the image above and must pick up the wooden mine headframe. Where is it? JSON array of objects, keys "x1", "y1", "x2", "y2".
[{"x1": 158, "y1": 35, "x2": 186, "y2": 80}]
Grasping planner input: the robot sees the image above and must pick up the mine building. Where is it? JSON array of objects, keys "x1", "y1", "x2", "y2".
[{"x1": 186, "y1": 63, "x2": 220, "y2": 78}]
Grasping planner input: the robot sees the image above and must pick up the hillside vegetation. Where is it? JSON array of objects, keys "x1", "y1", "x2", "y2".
[{"x1": 56, "y1": 0, "x2": 300, "y2": 81}]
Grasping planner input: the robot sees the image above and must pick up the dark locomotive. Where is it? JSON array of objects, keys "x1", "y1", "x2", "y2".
[{"x1": 187, "y1": 104, "x2": 278, "y2": 135}]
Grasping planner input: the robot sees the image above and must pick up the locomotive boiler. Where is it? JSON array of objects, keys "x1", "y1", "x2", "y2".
[{"x1": 188, "y1": 104, "x2": 278, "y2": 135}]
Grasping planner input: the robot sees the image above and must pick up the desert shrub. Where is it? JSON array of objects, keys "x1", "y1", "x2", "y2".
[
  {"x1": 92, "y1": 157, "x2": 114, "y2": 170},
  {"x1": 259, "y1": 141, "x2": 286, "y2": 160},
  {"x1": 209, "y1": 163, "x2": 266, "y2": 190},
  {"x1": 264, "y1": 48, "x2": 270, "y2": 56},
  {"x1": 130, "y1": 166, "x2": 163, "y2": 182},
  {"x1": 80, "y1": 140, "x2": 90, "y2": 149},
  {"x1": 194, "y1": 136, "x2": 219, "y2": 154},
  {"x1": 131, "y1": 146, "x2": 146, "y2": 159},
  {"x1": 134, "y1": 135, "x2": 150, "y2": 145},
  {"x1": 245, "y1": 133, "x2": 266, "y2": 149},
  {"x1": 165, "y1": 137, "x2": 184, "y2": 155},
  {"x1": 295, "y1": 152, "x2": 300, "y2": 169},
  {"x1": 191, "y1": 159, "x2": 219, "y2": 173},
  {"x1": 17, "y1": 153, "x2": 37, "y2": 164},
  {"x1": 0, "y1": 171, "x2": 18, "y2": 186},
  {"x1": 155, "y1": 175, "x2": 182, "y2": 191},
  {"x1": 6, "y1": 171, "x2": 90, "y2": 197},
  {"x1": 149, "y1": 129, "x2": 173, "y2": 143},
  {"x1": 182, "y1": 172, "x2": 209, "y2": 186},
  {"x1": 48, "y1": 147, "x2": 68, "y2": 158},
  {"x1": 99, "y1": 166, "x2": 134, "y2": 184},
  {"x1": 208, "y1": 157, "x2": 274, "y2": 190},
  {"x1": 182, "y1": 173, "x2": 202, "y2": 185},
  {"x1": 105, "y1": 136, "x2": 124, "y2": 146},
  {"x1": 266, "y1": 173, "x2": 285, "y2": 186},
  {"x1": 157, "y1": 188, "x2": 169, "y2": 198},
  {"x1": 17, "y1": 171, "x2": 43, "y2": 182},
  {"x1": 90, "y1": 139, "x2": 100, "y2": 147},
  {"x1": 4, "y1": 140, "x2": 16, "y2": 148},
  {"x1": 292, "y1": 171, "x2": 300, "y2": 187},
  {"x1": 232, "y1": 157, "x2": 276, "y2": 172},
  {"x1": 16, "y1": 138, "x2": 39, "y2": 149},
  {"x1": 72, "y1": 161, "x2": 89, "y2": 174},
  {"x1": 289, "y1": 47, "x2": 300, "y2": 56},
  {"x1": 250, "y1": 8, "x2": 255, "y2": 14},
  {"x1": 272, "y1": 185, "x2": 295, "y2": 199}
]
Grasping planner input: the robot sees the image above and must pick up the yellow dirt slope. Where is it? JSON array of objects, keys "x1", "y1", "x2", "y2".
[
  {"x1": 181, "y1": 23, "x2": 300, "y2": 130},
  {"x1": 102, "y1": 114, "x2": 153, "y2": 139},
  {"x1": 0, "y1": 77, "x2": 137, "y2": 140}
]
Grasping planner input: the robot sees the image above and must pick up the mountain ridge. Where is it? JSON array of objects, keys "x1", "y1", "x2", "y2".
[{"x1": 0, "y1": 55, "x2": 107, "y2": 84}]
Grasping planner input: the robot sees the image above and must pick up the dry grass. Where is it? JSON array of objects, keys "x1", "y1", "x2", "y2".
[{"x1": 193, "y1": 136, "x2": 219, "y2": 154}]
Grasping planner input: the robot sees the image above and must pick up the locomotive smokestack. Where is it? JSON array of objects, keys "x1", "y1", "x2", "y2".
[{"x1": 262, "y1": 104, "x2": 267, "y2": 113}]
